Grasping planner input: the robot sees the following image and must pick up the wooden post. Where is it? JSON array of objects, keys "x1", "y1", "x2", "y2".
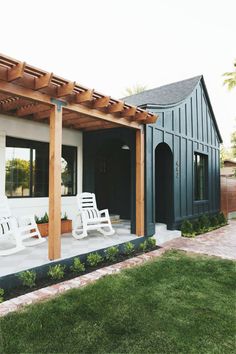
[
  {"x1": 48, "y1": 104, "x2": 62, "y2": 260},
  {"x1": 136, "y1": 128, "x2": 145, "y2": 236}
]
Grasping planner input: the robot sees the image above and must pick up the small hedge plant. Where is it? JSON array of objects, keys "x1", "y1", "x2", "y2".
[
  {"x1": 181, "y1": 220, "x2": 196, "y2": 238},
  {"x1": 123, "y1": 242, "x2": 135, "y2": 256},
  {"x1": 70, "y1": 258, "x2": 85, "y2": 273},
  {"x1": 48, "y1": 264, "x2": 66, "y2": 280},
  {"x1": 87, "y1": 252, "x2": 103, "y2": 267},
  {"x1": 181, "y1": 212, "x2": 228, "y2": 237},
  {"x1": 17, "y1": 270, "x2": 36, "y2": 288},
  {"x1": 139, "y1": 237, "x2": 156, "y2": 252},
  {"x1": 0, "y1": 288, "x2": 4, "y2": 303},
  {"x1": 105, "y1": 246, "x2": 119, "y2": 262}
]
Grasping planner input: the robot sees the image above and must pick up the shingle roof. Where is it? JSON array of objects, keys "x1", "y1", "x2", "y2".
[{"x1": 122, "y1": 76, "x2": 202, "y2": 107}]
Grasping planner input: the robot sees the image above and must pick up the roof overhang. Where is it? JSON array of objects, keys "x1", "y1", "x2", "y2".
[{"x1": 0, "y1": 54, "x2": 158, "y2": 132}]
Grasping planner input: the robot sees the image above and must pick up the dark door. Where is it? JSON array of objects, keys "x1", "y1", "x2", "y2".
[
  {"x1": 155, "y1": 143, "x2": 173, "y2": 227},
  {"x1": 95, "y1": 140, "x2": 131, "y2": 219}
]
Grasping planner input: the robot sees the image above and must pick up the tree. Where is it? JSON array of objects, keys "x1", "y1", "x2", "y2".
[
  {"x1": 5, "y1": 158, "x2": 30, "y2": 196},
  {"x1": 231, "y1": 131, "x2": 236, "y2": 157},
  {"x1": 124, "y1": 84, "x2": 147, "y2": 96},
  {"x1": 223, "y1": 59, "x2": 236, "y2": 90},
  {"x1": 220, "y1": 146, "x2": 233, "y2": 167}
]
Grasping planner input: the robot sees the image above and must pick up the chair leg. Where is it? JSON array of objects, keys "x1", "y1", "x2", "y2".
[
  {"x1": 98, "y1": 223, "x2": 115, "y2": 236},
  {"x1": 0, "y1": 230, "x2": 25, "y2": 256}
]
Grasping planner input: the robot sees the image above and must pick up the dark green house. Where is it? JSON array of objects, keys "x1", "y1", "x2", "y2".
[
  {"x1": 84, "y1": 76, "x2": 222, "y2": 236},
  {"x1": 124, "y1": 76, "x2": 223, "y2": 234}
]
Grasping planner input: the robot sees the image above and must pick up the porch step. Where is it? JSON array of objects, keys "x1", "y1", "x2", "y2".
[
  {"x1": 110, "y1": 214, "x2": 121, "y2": 224},
  {"x1": 154, "y1": 223, "x2": 181, "y2": 246}
]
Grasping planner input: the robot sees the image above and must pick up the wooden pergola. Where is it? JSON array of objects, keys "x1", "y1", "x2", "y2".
[{"x1": 0, "y1": 54, "x2": 158, "y2": 260}]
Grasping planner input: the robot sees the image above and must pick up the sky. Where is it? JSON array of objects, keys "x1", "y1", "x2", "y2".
[{"x1": 1, "y1": 0, "x2": 235, "y2": 147}]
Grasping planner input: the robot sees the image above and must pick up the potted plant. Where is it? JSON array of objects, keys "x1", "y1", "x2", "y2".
[{"x1": 35, "y1": 212, "x2": 72, "y2": 237}]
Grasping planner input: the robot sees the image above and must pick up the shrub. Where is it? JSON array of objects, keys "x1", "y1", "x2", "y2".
[
  {"x1": 105, "y1": 246, "x2": 119, "y2": 262},
  {"x1": 217, "y1": 212, "x2": 227, "y2": 226},
  {"x1": 17, "y1": 270, "x2": 36, "y2": 288},
  {"x1": 193, "y1": 219, "x2": 202, "y2": 234},
  {"x1": 48, "y1": 264, "x2": 66, "y2": 280},
  {"x1": 139, "y1": 242, "x2": 147, "y2": 252},
  {"x1": 146, "y1": 237, "x2": 156, "y2": 250},
  {"x1": 181, "y1": 220, "x2": 195, "y2": 237},
  {"x1": 139, "y1": 238, "x2": 156, "y2": 252},
  {"x1": 199, "y1": 215, "x2": 211, "y2": 232},
  {"x1": 0, "y1": 288, "x2": 4, "y2": 303},
  {"x1": 70, "y1": 258, "x2": 85, "y2": 273},
  {"x1": 87, "y1": 252, "x2": 103, "y2": 267},
  {"x1": 123, "y1": 242, "x2": 135, "y2": 256},
  {"x1": 210, "y1": 215, "x2": 218, "y2": 228}
]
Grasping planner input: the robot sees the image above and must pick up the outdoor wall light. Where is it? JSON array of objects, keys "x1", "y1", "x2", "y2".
[{"x1": 121, "y1": 144, "x2": 130, "y2": 150}]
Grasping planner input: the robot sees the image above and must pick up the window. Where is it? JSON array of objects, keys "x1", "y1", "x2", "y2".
[
  {"x1": 5, "y1": 137, "x2": 77, "y2": 197},
  {"x1": 194, "y1": 153, "x2": 208, "y2": 201}
]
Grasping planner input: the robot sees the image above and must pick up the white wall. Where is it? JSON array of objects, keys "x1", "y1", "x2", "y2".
[{"x1": 0, "y1": 113, "x2": 83, "y2": 224}]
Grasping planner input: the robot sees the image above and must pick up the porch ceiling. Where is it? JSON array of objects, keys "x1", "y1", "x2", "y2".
[{"x1": 0, "y1": 54, "x2": 158, "y2": 131}]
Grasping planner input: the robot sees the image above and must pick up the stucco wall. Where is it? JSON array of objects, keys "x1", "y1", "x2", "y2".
[{"x1": 0, "y1": 114, "x2": 83, "y2": 225}]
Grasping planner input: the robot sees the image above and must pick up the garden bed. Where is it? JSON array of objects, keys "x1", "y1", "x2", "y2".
[
  {"x1": 181, "y1": 212, "x2": 228, "y2": 238},
  {"x1": 0, "y1": 238, "x2": 159, "y2": 302}
]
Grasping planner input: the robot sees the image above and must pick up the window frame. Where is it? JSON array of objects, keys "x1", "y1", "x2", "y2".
[
  {"x1": 193, "y1": 151, "x2": 208, "y2": 202},
  {"x1": 5, "y1": 136, "x2": 77, "y2": 198}
]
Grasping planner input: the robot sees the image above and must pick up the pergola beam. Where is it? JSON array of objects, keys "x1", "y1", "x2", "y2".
[
  {"x1": 0, "y1": 80, "x2": 142, "y2": 129},
  {"x1": 75, "y1": 89, "x2": 94, "y2": 103},
  {"x1": 93, "y1": 96, "x2": 110, "y2": 108},
  {"x1": 17, "y1": 103, "x2": 51, "y2": 117},
  {"x1": 108, "y1": 101, "x2": 124, "y2": 113},
  {"x1": 35, "y1": 72, "x2": 53, "y2": 90},
  {"x1": 7, "y1": 62, "x2": 25, "y2": 82},
  {"x1": 57, "y1": 81, "x2": 75, "y2": 97}
]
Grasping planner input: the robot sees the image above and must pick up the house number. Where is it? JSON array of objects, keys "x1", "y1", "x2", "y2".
[{"x1": 176, "y1": 161, "x2": 179, "y2": 178}]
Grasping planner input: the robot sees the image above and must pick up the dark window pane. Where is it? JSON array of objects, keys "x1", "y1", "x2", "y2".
[
  {"x1": 194, "y1": 153, "x2": 208, "y2": 200},
  {"x1": 6, "y1": 137, "x2": 77, "y2": 198},
  {"x1": 5, "y1": 147, "x2": 31, "y2": 197},
  {"x1": 61, "y1": 145, "x2": 77, "y2": 196}
]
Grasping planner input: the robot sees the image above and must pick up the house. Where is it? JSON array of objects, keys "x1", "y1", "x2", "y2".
[
  {"x1": 123, "y1": 76, "x2": 223, "y2": 234},
  {"x1": 0, "y1": 54, "x2": 223, "y2": 265},
  {"x1": 0, "y1": 53, "x2": 157, "y2": 263}
]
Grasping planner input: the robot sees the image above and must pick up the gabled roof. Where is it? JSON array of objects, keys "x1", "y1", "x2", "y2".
[
  {"x1": 123, "y1": 76, "x2": 202, "y2": 107},
  {"x1": 123, "y1": 75, "x2": 223, "y2": 143}
]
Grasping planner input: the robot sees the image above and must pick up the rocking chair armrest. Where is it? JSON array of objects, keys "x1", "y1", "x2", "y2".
[{"x1": 99, "y1": 209, "x2": 109, "y2": 216}]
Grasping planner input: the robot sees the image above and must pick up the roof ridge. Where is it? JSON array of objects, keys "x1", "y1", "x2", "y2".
[{"x1": 122, "y1": 75, "x2": 202, "y2": 100}]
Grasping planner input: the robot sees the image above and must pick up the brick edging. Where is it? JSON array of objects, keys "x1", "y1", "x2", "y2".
[{"x1": 0, "y1": 248, "x2": 168, "y2": 317}]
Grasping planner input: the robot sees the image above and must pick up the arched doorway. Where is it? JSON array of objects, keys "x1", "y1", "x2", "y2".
[
  {"x1": 95, "y1": 139, "x2": 131, "y2": 219},
  {"x1": 155, "y1": 143, "x2": 174, "y2": 228}
]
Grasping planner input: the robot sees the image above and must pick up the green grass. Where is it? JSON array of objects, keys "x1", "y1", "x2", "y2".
[{"x1": 0, "y1": 250, "x2": 235, "y2": 353}]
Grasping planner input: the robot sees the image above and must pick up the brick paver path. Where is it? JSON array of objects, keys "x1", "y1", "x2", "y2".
[{"x1": 163, "y1": 220, "x2": 236, "y2": 260}]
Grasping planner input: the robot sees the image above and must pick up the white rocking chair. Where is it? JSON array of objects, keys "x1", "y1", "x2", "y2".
[
  {"x1": 72, "y1": 192, "x2": 115, "y2": 239},
  {"x1": 0, "y1": 196, "x2": 46, "y2": 256}
]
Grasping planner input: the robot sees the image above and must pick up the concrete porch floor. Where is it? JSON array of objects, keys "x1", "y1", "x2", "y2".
[{"x1": 0, "y1": 221, "x2": 137, "y2": 277}]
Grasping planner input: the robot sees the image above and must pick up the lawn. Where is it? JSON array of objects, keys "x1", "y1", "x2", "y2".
[{"x1": 0, "y1": 250, "x2": 235, "y2": 353}]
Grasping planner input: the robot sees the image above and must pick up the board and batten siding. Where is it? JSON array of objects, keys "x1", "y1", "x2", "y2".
[{"x1": 145, "y1": 81, "x2": 221, "y2": 235}]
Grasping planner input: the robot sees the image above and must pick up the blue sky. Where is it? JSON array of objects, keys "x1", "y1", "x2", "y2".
[{"x1": 1, "y1": 0, "x2": 235, "y2": 146}]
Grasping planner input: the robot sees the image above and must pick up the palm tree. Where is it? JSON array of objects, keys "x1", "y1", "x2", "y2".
[
  {"x1": 124, "y1": 84, "x2": 147, "y2": 96},
  {"x1": 223, "y1": 59, "x2": 236, "y2": 90}
]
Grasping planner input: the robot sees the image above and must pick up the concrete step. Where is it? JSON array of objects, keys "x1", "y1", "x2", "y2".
[
  {"x1": 155, "y1": 223, "x2": 167, "y2": 232},
  {"x1": 153, "y1": 224, "x2": 181, "y2": 246}
]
